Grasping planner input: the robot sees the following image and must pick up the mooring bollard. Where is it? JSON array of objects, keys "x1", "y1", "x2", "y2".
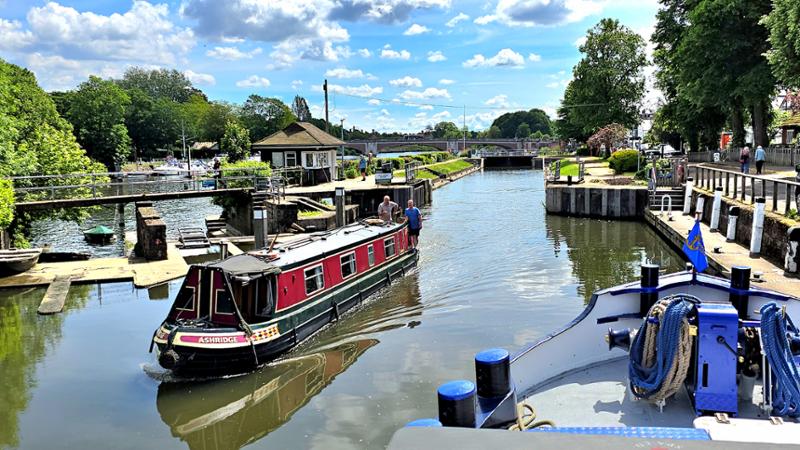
[
  {"x1": 683, "y1": 176, "x2": 694, "y2": 215},
  {"x1": 253, "y1": 205, "x2": 267, "y2": 249},
  {"x1": 785, "y1": 226, "x2": 800, "y2": 275},
  {"x1": 730, "y1": 266, "x2": 751, "y2": 319},
  {"x1": 695, "y1": 195, "x2": 705, "y2": 221},
  {"x1": 335, "y1": 187, "x2": 345, "y2": 228},
  {"x1": 640, "y1": 264, "x2": 659, "y2": 316},
  {"x1": 726, "y1": 206, "x2": 740, "y2": 242},
  {"x1": 749, "y1": 197, "x2": 766, "y2": 257},
  {"x1": 437, "y1": 380, "x2": 476, "y2": 428},
  {"x1": 710, "y1": 187, "x2": 723, "y2": 231}
]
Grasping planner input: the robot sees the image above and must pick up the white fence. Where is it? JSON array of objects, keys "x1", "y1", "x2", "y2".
[{"x1": 688, "y1": 146, "x2": 798, "y2": 166}]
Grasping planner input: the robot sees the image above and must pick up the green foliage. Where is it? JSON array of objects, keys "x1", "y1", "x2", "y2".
[
  {"x1": 211, "y1": 160, "x2": 271, "y2": 209},
  {"x1": 557, "y1": 19, "x2": 647, "y2": 141},
  {"x1": 763, "y1": 0, "x2": 800, "y2": 89},
  {"x1": 299, "y1": 210, "x2": 324, "y2": 218},
  {"x1": 0, "y1": 180, "x2": 13, "y2": 230},
  {"x1": 63, "y1": 76, "x2": 132, "y2": 169},
  {"x1": 550, "y1": 160, "x2": 580, "y2": 177},
  {"x1": 124, "y1": 88, "x2": 181, "y2": 159},
  {"x1": 516, "y1": 123, "x2": 532, "y2": 138},
  {"x1": 117, "y1": 67, "x2": 196, "y2": 103},
  {"x1": 607, "y1": 149, "x2": 641, "y2": 174},
  {"x1": 576, "y1": 145, "x2": 591, "y2": 156},
  {"x1": 432, "y1": 121, "x2": 462, "y2": 139},
  {"x1": 491, "y1": 109, "x2": 552, "y2": 138},
  {"x1": 425, "y1": 160, "x2": 473, "y2": 175},
  {"x1": 239, "y1": 95, "x2": 296, "y2": 142},
  {"x1": 220, "y1": 120, "x2": 251, "y2": 163},
  {"x1": 291, "y1": 96, "x2": 312, "y2": 122}
]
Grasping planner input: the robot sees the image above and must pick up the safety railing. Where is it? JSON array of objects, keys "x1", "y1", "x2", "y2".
[
  {"x1": 473, "y1": 149, "x2": 539, "y2": 158},
  {"x1": 404, "y1": 161, "x2": 419, "y2": 182},
  {"x1": 691, "y1": 164, "x2": 800, "y2": 214}
]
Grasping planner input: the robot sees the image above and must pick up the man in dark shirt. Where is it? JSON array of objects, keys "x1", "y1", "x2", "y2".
[{"x1": 404, "y1": 199, "x2": 422, "y2": 251}]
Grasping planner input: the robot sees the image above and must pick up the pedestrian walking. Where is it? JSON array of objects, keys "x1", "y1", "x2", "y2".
[
  {"x1": 404, "y1": 199, "x2": 422, "y2": 251},
  {"x1": 755, "y1": 145, "x2": 766, "y2": 175},
  {"x1": 359, "y1": 155, "x2": 367, "y2": 181},
  {"x1": 740, "y1": 147, "x2": 750, "y2": 174}
]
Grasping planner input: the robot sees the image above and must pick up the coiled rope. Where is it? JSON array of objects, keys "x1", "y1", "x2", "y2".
[
  {"x1": 508, "y1": 403, "x2": 555, "y2": 431},
  {"x1": 760, "y1": 303, "x2": 800, "y2": 417},
  {"x1": 629, "y1": 294, "x2": 697, "y2": 402}
]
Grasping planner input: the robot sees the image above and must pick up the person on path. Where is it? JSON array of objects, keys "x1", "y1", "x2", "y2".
[
  {"x1": 377, "y1": 195, "x2": 399, "y2": 223},
  {"x1": 755, "y1": 146, "x2": 766, "y2": 175},
  {"x1": 359, "y1": 155, "x2": 367, "y2": 181},
  {"x1": 404, "y1": 199, "x2": 422, "y2": 251},
  {"x1": 740, "y1": 147, "x2": 751, "y2": 174}
]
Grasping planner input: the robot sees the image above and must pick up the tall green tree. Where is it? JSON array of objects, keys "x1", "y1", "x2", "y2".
[
  {"x1": 764, "y1": 0, "x2": 800, "y2": 89},
  {"x1": 291, "y1": 95, "x2": 312, "y2": 122},
  {"x1": 220, "y1": 120, "x2": 251, "y2": 163},
  {"x1": 125, "y1": 88, "x2": 181, "y2": 159},
  {"x1": 117, "y1": 67, "x2": 197, "y2": 103},
  {"x1": 239, "y1": 95, "x2": 296, "y2": 141},
  {"x1": 63, "y1": 76, "x2": 132, "y2": 169},
  {"x1": 556, "y1": 18, "x2": 647, "y2": 141},
  {"x1": 491, "y1": 109, "x2": 551, "y2": 138},
  {"x1": 432, "y1": 121, "x2": 461, "y2": 139},
  {"x1": 515, "y1": 123, "x2": 531, "y2": 138}
]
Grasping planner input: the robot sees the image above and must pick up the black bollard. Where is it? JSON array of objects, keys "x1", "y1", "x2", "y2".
[
  {"x1": 475, "y1": 348, "x2": 510, "y2": 398},
  {"x1": 437, "y1": 380, "x2": 476, "y2": 427},
  {"x1": 640, "y1": 264, "x2": 660, "y2": 316},
  {"x1": 730, "y1": 266, "x2": 751, "y2": 319}
]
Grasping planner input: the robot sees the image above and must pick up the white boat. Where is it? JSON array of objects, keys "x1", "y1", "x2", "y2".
[{"x1": 394, "y1": 266, "x2": 800, "y2": 448}]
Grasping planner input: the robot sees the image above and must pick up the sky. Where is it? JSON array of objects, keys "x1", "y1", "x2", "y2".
[{"x1": 0, "y1": 0, "x2": 661, "y2": 133}]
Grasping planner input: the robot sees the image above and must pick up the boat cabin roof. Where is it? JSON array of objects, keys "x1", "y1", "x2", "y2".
[{"x1": 204, "y1": 254, "x2": 281, "y2": 276}]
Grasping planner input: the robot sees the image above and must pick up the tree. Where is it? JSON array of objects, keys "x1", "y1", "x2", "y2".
[
  {"x1": 515, "y1": 123, "x2": 531, "y2": 138},
  {"x1": 557, "y1": 19, "x2": 647, "y2": 141},
  {"x1": 432, "y1": 121, "x2": 461, "y2": 139},
  {"x1": 491, "y1": 109, "x2": 551, "y2": 138},
  {"x1": 220, "y1": 120, "x2": 251, "y2": 163},
  {"x1": 117, "y1": 67, "x2": 196, "y2": 103},
  {"x1": 764, "y1": 0, "x2": 800, "y2": 89},
  {"x1": 0, "y1": 59, "x2": 106, "y2": 244},
  {"x1": 239, "y1": 95, "x2": 296, "y2": 141},
  {"x1": 125, "y1": 88, "x2": 181, "y2": 159},
  {"x1": 587, "y1": 123, "x2": 628, "y2": 156},
  {"x1": 486, "y1": 125, "x2": 502, "y2": 138},
  {"x1": 63, "y1": 76, "x2": 132, "y2": 169},
  {"x1": 291, "y1": 95, "x2": 312, "y2": 122}
]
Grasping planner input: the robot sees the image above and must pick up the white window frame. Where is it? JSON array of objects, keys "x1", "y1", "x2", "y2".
[
  {"x1": 213, "y1": 288, "x2": 234, "y2": 315},
  {"x1": 304, "y1": 264, "x2": 325, "y2": 295},
  {"x1": 301, "y1": 150, "x2": 334, "y2": 169},
  {"x1": 176, "y1": 286, "x2": 196, "y2": 311},
  {"x1": 384, "y1": 237, "x2": 396, "y2": 259},
  {"x1": 340, "y1": 252, "x2": 357, "y2": 279},
  {"x1": 367, "y1": 245, "x2": 375, "y2": 267},
  {"x1": 285, "y1": 151, "x2": 297, "y2": 167}
]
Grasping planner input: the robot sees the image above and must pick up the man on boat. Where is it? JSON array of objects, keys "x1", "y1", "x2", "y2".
[
  {"x1": 404, "y1": 199, "x2": 422, "y2": 251},
  {"x1": 377, "y1": 196, "x2": 399, "y2": 223}
]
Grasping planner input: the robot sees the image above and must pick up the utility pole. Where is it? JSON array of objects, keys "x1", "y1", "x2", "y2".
[
  {"x1": 462, "y1": 104, "x2": 467, "y2": 154},
  {"x1": 181, "y1": 120, "x2": 191, "y2": 178},
  {"x1": 323, "y1": 79, "x2": 330, "y2": 133}
]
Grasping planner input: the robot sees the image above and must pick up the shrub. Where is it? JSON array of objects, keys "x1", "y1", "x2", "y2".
[
  {"x1": 576, "y1": 145, "x2": 591, "y2": 156},
  {"x1": 608, "y1": 149, "x2": 641, "y2": 174},
  {"x1": 212, "y1": 160, "x2": 271, "y2": 209}
]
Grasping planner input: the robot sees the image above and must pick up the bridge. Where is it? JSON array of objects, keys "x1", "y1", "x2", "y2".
[{"x1": 345, "y1": 138, "x2": 556, "y2": 154}]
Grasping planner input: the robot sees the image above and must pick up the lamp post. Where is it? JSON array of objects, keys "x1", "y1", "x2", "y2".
[{"x1": 339, "y1": 118, "x2": 345, "y2": 181}]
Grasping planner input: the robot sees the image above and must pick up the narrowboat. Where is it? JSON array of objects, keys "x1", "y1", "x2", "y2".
[
  {"x1": 395, "y1": 266, "x2": 800, "y2": 448},
  {"x1": 150, "y1": 221, "x2": 417, "y2": 376},
  {"x1": 0, "y1": 248, "x2": 42, "y2": 275}
]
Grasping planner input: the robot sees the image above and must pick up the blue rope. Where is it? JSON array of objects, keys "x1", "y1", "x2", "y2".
[
  {"x1": 760, "y1": 303, "x2": 800, "y2": 417},
  {"x1": 629, "y1": 295, "x2": 696, "y2": 399}
]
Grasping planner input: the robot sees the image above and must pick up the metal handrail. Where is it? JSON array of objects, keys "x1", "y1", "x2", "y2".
[
  {"x1": 691, "y1": 163, "x2": 800, "y2": 214},
  {"x1": 660, "y1": 194, "x2": 673, "y2": 220}
]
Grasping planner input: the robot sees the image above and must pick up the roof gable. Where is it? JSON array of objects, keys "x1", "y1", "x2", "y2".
[{"x1": 252, "y1": 122, "x2": 345, "y2": 148}]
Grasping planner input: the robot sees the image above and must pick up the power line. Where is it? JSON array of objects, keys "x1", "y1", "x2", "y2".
[{"x1": 330, "y1": 90, "x2": 606, "y2": 110}]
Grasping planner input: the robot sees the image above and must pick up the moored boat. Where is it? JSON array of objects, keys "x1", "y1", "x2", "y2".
[
  {"x1": 397, "y1": 266, "x2": 800, "y2": 447},
  {"x1": 83, "y1": 225, "x2": 115, "y2": 244},
  {"x1": 0, "y1": 248, "x2": 42, "y2": 275},
  {"x1": 150, "y1": 220, "x2": 417, "y2": 376}
]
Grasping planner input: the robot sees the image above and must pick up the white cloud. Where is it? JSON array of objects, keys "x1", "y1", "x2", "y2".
[
  {"x1": 325, "y1": 67, "x2": 375, "y2": 79},
  {"x1": 24, "y1": 52, "x2": 122, "y2": 91},
  {"x1": 380, "y1": 46, "x2": 411, "y2": 60},
  {"x1": 528, "y1": 53, "x2": 542, "y2": 62},
  {"x1": 367, "y1": 99, "x2": 382, "y2": 105},
  {"x1": 474, "y1": 15, "x2": 497, "y2": 25},
  {"x1": 380, "y1": 108, "x2": 390, "y2": 116},
  {"x1": 446, "y1": 12, "x2": 469, "y2": 27},
  {"x1": 404, "y1": 23, "x2": 430, "y2": 35},
  {"x1": 358, "y1": 48, "x2": 372, "y2": 57},
  {"x1": 438, "y1": 78, "x2": 455, "y2": 85},
  {"x1": 0, "y1": 19, "x2": 34, "y2": 50},
  {"x1": 574, "y1": 36, "x2": 587, "y2": 47},
  {"x1": 427, "y1": 50, "x2": 446, "y2": 62},
  {"x1": 492, "y1": 0, "x2": 604, "y2": 27},
  {"x1": 419, "y1": 104, "x2": 434, "y2": 110},
  {"x1": 206, "y1": 46, "x2": 262, "y2": 60},
  {"x1": 291, "y1": 79, "x2": 303, "y2": 89},
  {"x1": 184, "y1": 70, "x2": 215, "y2": 86},
  {"x1": 389, "y1": 76, "x2": 423, "y2": 87},
  {"x1": 236, "y1": 75, "x2": 271, "y2": 88},
  {"x1": 327, "y1": 0, "x2": 452, "y2": 24},
  {"x1": 463, "y1": 48, "x2": 525, "y2": 68},
  {"x1": 484, "y1": 94, "x2": 510, "y2": 108},
  {"x1": 325, "y1": 83, "x2": 384, "y2": 97},
  {"x1": 399, "y1": 87, "x2": 451, "y2": 100}
]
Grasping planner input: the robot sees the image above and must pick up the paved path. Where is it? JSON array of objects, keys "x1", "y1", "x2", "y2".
[{"x1": 647, "y1": 210, "x2": 800, "y2": 298}]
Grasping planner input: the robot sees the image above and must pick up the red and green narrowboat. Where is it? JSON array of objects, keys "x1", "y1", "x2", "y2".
[{"x1": 150, "y1": 221, "x2": 417, "y2": 376}]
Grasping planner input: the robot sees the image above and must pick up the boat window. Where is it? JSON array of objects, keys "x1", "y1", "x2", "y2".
[
  {"x1": 384, "y1": 237, "x2": 396, "y2": 258},
  {"x1": 255, "y1": 277, "x2": 275, "y2": 317},
  {"x1": 214, "y1": 288, "x2": 235, "y2": 315},
  {"x1": 304, "y1": 265, "x2": 325, "y2": 295},
  {"x1": 368, "y1": 245, "x2": 375, "y2": 267},
  {"x1": 175, "y1": 286, "x2": 195, "y2": 311},
  {"x1": 340, "y1": 252, "x2": 356, "y2": 279}
]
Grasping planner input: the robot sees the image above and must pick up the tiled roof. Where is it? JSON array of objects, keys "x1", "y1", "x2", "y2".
[{"x1": 252, "y1": 122, "x2": 344, "y2": 148}]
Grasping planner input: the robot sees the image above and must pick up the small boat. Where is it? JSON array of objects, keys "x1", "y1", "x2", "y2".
[
  {"x1": 0, "y1": 248, "x2": 42, "y2": 275},
  {"x1": 151, "y1": 221, "x2": 418, "y2": 376},
  {"x1": 397, "y1": 266, "x2": 800, "y2": 447},
  {"x1": 83, "y1": 225, "x2": 116, "y2": 244}
]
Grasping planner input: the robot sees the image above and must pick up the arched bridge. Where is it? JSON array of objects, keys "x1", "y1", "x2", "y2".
[{"x1": 345, "y1": 138, "x2": 556, "y2": 154}]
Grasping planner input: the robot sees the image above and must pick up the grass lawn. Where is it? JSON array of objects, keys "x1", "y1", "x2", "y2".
[
  {"x1": 426, "y1": 160, "x2": 474, "y2": 174},
  {"x1": 555, "y1": 160, "x2": 580, "y2": 177}
]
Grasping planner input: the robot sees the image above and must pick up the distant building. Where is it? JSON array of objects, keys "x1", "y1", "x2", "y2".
[
  {"x1": 252, "y1": 122, "x2": 344, "y2": 185},
  {"x1": 778, "y1": 113, "x2": 800, "y2": 146},
  {"x1": 190, "y1": 141, "x2": 218, "y2": 158}
]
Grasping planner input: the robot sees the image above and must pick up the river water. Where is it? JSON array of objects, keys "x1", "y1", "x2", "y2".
[{"x1": 0, "y1": 170, "x2": 684, "y2": 449}]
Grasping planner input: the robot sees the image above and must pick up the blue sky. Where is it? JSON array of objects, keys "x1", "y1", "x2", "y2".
[{"x1": 0, "y1": 0, "x2": 660, "y2": 132}]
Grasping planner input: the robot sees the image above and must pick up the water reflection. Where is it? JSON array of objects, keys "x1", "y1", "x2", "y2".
[{"x1": 157, "y1": 339, "x2": 378, "y2": 450}]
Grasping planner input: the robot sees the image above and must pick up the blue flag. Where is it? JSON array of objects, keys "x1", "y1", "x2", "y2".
[{"x1": 683, "y1": 220, "x2": 708, "y2": 272}]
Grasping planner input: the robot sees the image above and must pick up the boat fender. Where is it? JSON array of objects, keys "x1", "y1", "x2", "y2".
[
  {"x1": 437, "y1": 380, "x2": 477, "y2": 428},
  {"x1": 159, "y1": 349, "x2": 180, "y2": 370}
]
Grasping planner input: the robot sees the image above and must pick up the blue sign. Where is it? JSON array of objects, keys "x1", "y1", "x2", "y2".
[{"x1": 683, "y1": 220, "x2": 709, "y2": 273}]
